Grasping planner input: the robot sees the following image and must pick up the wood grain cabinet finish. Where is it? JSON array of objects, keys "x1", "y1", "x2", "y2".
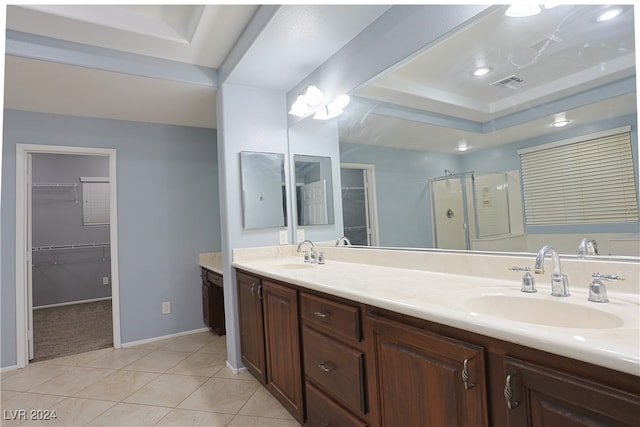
[
  {"x1": 262, "y1": 280, "x2": 304, "y2": 422},
  {"x1": 502, "y1": 356, "x2": 640, "y2": 427},
  {"x1": 201, "y1": 268, "x2": 225, "y2": 335},
  {"x1": 367, "y1": 313, "x2": 488, "y2": 427},
  {"x1": 305, "y1": 381, "x2": 368, "y2": 427},
  {"x1": 236, "y1": 271, "x2": 266, "y2": 384},
  {"x1": 301, "y1": 292, "x2": 362, "y2": 343}
]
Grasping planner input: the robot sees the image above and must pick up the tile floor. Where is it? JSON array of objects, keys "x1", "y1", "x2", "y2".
[{"x1": 1, "y1": 332, "x2": 301, "y2": 426}]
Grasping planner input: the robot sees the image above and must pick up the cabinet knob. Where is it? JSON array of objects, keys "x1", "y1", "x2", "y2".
[
  {"x1": 314, "y1": 310, "x2": 330, "y2": 319},
  {"x1": 504, "y1": 372, "x2": 520, "y2": 410},
  {"x1": 318, "y1": 362, "x2": 336, "y2": 372},
  {"x1": 461, "y1": 358, "x2": 475, "y2": 390}
]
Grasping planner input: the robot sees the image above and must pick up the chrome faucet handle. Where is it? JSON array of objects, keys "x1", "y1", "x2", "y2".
[
  {"x1": 588, "y1": 273, "x2": 624, "y2": 303},
  {"x1": 509, "y1": 267, "x2": 537, "y2": 293}
]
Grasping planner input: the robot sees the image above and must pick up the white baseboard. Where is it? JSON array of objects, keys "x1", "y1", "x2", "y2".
[
  {"x1": 226, "y1": 360, "x2": 248, "y2": 375},
  {"x1": 33, "y1": 297, "x2": 112, "y2": 310},
  {"x1": 121, "y1": 327, "x2": 210, "y2": 348},
  {"x1": 1, "y1": 365, "x2": 18, "y2": 373}
]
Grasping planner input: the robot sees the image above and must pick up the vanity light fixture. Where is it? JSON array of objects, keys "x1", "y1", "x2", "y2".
[
  {"x1": 552, "y1": 119, "x2": 570, "y2": 128},
  {"x1": 472, "y1": 66, "x2": 492, "y2": 77},
  {"x1": 313, "y1": 94, "x2": 351, "y2": 120},
  {"x1": 597, "y1": 7, "x2": 622, "y2": 22},
  {"x1": 505, "y1": 4, "x2": 541, "y2": 17},
  {"x1": 457, "y1": 140, "x2": 469, "y2": 152},
  {"x1": 288, "y1": 84, "x2": 325, "y2": 118}
]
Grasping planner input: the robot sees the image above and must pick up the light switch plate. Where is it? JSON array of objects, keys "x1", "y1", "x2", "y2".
[
  {"x1": 297, "y1": 228, "x2": 305, "y2": 242},
  {"x1": 279, "y1": 229, "x2": 288, "y2": 245}
]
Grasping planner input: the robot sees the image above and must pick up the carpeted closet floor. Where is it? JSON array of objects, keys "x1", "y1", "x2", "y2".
[{"x1": 32, "y1": 299, "x2": 113, "y2": 362}]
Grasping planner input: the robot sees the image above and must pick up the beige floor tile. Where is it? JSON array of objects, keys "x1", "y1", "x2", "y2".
[
  {"x1": 1, "y1": 390, "x2": 21, "y2": 403},
  {"x1": 196, "y1": 338, "x2": 227, "y2": 354},
  {"x1": 1, "y1": 364, "x2": 73, "y2": 392},
  {"x1": 29, "y1": 367, "x2": 115, "y2": 396},
  {"x1": 166, "y1": 352, "x2": 226, "y2": 377},
  {"x1": 214, "y1": 367, "x2": 258, "y2": 382},
  {"x1": 74, "y1": 370, "x2": 159, "y2": 401},
  {"x1": 155, "y1": 408, "x2": 234, "y2": 426},
  {"x1": 124, "y1": 373, "x2": 208, "y2": 407},
  {"x1": 40, "y1": 347, "x2": 114, "y2": 367},
  {"x1": 19, "y1": 397, "x2": 114, "y2": 427},
  {"x1": 122, "y1": 350, "x2": 190, "y2": 373},
  {"x1": 129, "y1": 337, "x2": 177, "y2": 351},
  {"x1": 158, "y1": 333, "x2": 215, "y2": 353},
  {"x1": 83, "y1": 348, "x2": 150, "y2": 370},
  {"x1": 84, "y1": 402, "x2": 171, "y2": 426},
  {"x1": 178, "y1": 377, "x2": 260, "y2": 414},
  {"x1": 0, "y1": 392, "x2": 66, "y2": 427},
  {"x1": 228, "y1": 414, "x2": 301, "y2": 426},
  {"x1": 238, "y1": 386, "x2": 295, "y2": 420}
]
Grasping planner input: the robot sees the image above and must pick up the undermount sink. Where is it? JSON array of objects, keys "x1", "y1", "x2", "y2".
[
  {"x1": 460, "y1": 295, "x2": 624, "y2": 329},
  {"x1": 276, "y1": 263, "x2": 318, "y2": 270}
]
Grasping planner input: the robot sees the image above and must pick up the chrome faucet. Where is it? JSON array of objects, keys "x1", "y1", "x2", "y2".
[
  {"x1": 296, "y1": 239, "x2": 316, "y2": 263},
  {"x1": 534, "y1": 245, "x2": 570, "y2": 297},
  {"x1": 335, "y1": 236, "x2": 351, "y2": 246},
  {"x1": 577, "y1": 238, "x2": 598, "y2": 257}
]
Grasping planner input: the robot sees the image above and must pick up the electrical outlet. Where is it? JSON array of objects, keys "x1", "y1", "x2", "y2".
[
  {"x1": 162, "y1": 301, "x2": 171, "y2": 314},
  {"x1": 279, "y1": 229, "x2": 288, "y2": 245},
  {"x1": 297, "y1": 228, "x2": 305, "y2": 242},
  {"x1": 102, "y1": 276, "x2": 109, "y2": 285}
]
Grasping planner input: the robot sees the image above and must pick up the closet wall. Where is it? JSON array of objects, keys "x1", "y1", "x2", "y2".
[{"x1": 32, "y1": 153, "x2": 111, "y2": 307}]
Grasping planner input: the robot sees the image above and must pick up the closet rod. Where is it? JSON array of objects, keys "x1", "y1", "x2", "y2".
[
  {"x1": 32, "y1": 242, "x2": 110, "y2": 252},
  {"x1": 32, "y1": 183, "x2": 78, "y2": 187}
]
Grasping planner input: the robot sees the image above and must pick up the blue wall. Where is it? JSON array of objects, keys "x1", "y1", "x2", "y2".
[
  {"x1": 1, "y1": 109, "x2": 221, "y2": 368},
  {"x1": 340, "y1": 142, "x2": 459, "y2": 247}
]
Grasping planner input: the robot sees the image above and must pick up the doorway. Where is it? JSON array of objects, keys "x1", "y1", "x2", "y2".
[
  {"x1": 340, "y1": 164, "x2": 379, "y2": 246},
  {"x1": 15, "y1": 144, "x2": 120, "y2": 368}
]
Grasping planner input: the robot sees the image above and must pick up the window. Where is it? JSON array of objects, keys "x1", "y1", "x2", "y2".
[
  {"x1": 80, "y1": 177, "x2": 110, "y2": 226},
  {"x1": 518, "y1": 127, "x2": 638, "y2": 226}
]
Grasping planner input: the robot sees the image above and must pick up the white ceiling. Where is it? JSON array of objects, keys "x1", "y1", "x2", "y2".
[{"x1": 340, "y1": 4, "x2": 637, "y2": 153}]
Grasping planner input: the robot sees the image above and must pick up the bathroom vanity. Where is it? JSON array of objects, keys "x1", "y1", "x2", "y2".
[
  {"x1": 232, "y1": 246, "x2": 640, "y2": 426},
  {"x1": 199, "y1": 253, "x2": 225, "y2": 336}
]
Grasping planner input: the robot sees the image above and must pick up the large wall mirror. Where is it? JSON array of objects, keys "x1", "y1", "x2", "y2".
[
  {"x1": 294, "y1": 4, "x2": 639, "y2": 258},
  {"x1": 240, "y1": 151, "x2": 287, "y2": 229},
  {"x1": 294, "y1": 155, "x2": 335, "y2": 226}
]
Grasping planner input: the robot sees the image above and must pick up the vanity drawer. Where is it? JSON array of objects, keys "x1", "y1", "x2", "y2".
[
  {"x1": 206, "y1": 270, "x2": 223, "y2": 287},
  {"x1": 300, "y1": 292, "x2": 361, "y2": 342},
  {"x1": 303, "y1": 325, "x2": 365, "y2": 415},
  {"x1": 305, "y1": 381, "x2": 367, "y2": 427}
]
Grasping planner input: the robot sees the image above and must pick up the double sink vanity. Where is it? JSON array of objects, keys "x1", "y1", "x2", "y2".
[{"x1": 230, "y1": 244, "x2": 639, "y2": 426}]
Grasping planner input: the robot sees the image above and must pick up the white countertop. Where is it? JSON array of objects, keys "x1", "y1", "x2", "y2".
[
  {"x1": 232, "y1": 248, "x2": 640, "y2": 377},
  {"x1": 199, "y1": 252, "x2": 223, "y2": 275}
]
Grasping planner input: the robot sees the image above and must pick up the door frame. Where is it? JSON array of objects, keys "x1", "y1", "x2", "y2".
[
  {"x1": 340, "y1": 163, "x2": 379, "y2": 246},
  {"x1": 15, "y1": 143, "x2": 121, "y2": 368}
]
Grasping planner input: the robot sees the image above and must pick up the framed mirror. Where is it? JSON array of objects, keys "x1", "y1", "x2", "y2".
[
  {"x1": 294, "y1": 155, "x2": 335, "y2": 226},
  {"x1": 240, "y1": 151, "x2": 287, "y2": 229}
]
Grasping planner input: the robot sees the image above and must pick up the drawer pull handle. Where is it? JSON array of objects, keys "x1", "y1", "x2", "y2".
[
  {"x1": 314, "y1": 311, "x2": 330, "y2": 318},
  {"x1": 504, "y1": 373, "x2": 520, "y2": 410},
  {"x1": 461, "y1": 358, "x2": 475, "y2": 390},
  {"x1": 318, "y1": 362, "x2": 336, "y2": 372}
]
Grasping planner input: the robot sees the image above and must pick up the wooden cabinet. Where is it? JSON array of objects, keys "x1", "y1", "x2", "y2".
[
  {"x1": 501, "y1": 356, "x2": 640, "y2": 427},
  {"x1": 300, "y1": 291, "x2": 371, "y2": 426},
  {"x1": 236, "y1": 272, "x2": 304, "y2": 423},
  {"x1": 236, "y1": 271, "x2": 266, "y2": 383},
  {"x1": 262, "y1": 280, "x2": 304, "y2": 422},
  {"x1": 367, "y1": 313, "x2": 488, "y2": 427},
  {"x1": 201, "y1": 268, "x2": 225, "y2": 335}
]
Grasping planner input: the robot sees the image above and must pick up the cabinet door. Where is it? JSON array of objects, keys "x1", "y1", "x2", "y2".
[
  {"x1": 263, "y1": 280, "x2": 304, "y2": 422},
  {"x1": 503, "y1": 357, "x2": 640, "y2": 427},
  {"x1": 236, "y1": 272, "x2": 266, "y2": 384},
  {"x1": 201, "y1": 281, "x2": 211, "y2": 327},
  {"x1": 368, "y1": 314, "x2": 488, "y2": 427}
]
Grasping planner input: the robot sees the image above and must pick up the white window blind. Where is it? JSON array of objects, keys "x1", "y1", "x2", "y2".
[
  {"x1": 518, "y1": 129, "x2": 638, "y2": 226},
  {"x1": 80, "y1": 177, "x2": 110, "y2": 226}
]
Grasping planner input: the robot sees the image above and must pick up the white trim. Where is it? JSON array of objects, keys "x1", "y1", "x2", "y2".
[
  {"x1": 15, "y1": 143, "x2": 120, "y2": 368},
  {"x1": 33, "y1": 297, "x2": 112, "y2": 310},
  {"x1": 80, "y1": 176, "x2": 109, "y2": 182},
  {"x1": 517, "y1": 125, "x2": 631, "y2": 155},
  {"x1": 1, "y1": 365, "x2": 19, "y2": 373},
  {"x1": 226, "y1": 360, "x2": 249, "y2": 375},
  {"x1": 120, "y1": 327, "x2": 210, "y2": 348},
  {"x1": 340, "y1": 163, "x2": 380, "y2": 246}
]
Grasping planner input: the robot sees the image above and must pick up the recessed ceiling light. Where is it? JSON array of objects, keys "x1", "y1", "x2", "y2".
[
  {"x1": 505, "y1": 4, "x2": 541, "y2": 17},
  {"x1": 472, "y1": 67, "x2": 492, "y2": 77},
  {"x1": 597, "y1": 8, "x2": 622, "y2": 22},
  {"x1": 552, "y1": 120, "x2": 570, "y2": 128}
]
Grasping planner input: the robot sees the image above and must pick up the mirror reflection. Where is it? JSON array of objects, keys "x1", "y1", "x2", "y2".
[
  {"x1": 294, "y1": 155, "x2": 334, "y2": 226},
  {"x1": 240, "y1": 151, "x2": 287, "y2": 229},
  {"x1": 296, "y1": 4, "x2": 639, "y2": 257}
]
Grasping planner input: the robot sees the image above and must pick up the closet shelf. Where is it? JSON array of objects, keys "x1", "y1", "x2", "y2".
[
  {"x1": 32, "y1": 242, "x2": 110, "y2": 252},
  {"x1": 32, "y1": 182, "x2": 79, "y2": 203}
]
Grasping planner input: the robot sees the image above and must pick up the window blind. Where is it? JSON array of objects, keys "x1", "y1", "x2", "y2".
[
  {"x1": 518, "y1": 130, "x2": 638, "y2": 225},
  {"x1": 81, "y1": 177, "x2": 110, "y2": 226}
]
